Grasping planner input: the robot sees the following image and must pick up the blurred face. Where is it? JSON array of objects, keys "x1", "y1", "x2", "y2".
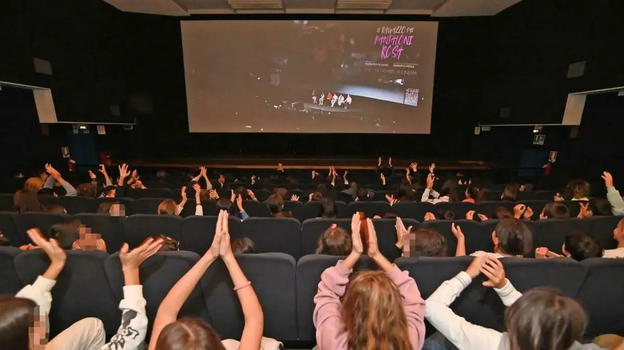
[{"x1": 218, "y1": 175, "x2": 225, "y2": 183}]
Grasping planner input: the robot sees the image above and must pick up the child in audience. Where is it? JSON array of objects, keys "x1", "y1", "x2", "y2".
[
  {"x1": 425, "y1": 255, "x2": 602, "y2": 350},
  {"x1": 500, "y1": 184, "x2": 519, "y2": 201},
  {"x1": 157, "y1": 185, "x2": 200, "y2": 216},
  {"x1": 393, "y1": 217, "x2": 463, "y2": 259},
  {"x1": 313, "y1": 214, "x2": 425, "y2": 349},
  {"x1": 602, "y1": 171, "x2": 624, "y2": 215},
  {"x1": 316, "y1": 224, "x2": 352, "y2": 256},
  {"x1": 603, "y1": 218, "x2": 624, "y2": 258},
  {"x1": 459, "y1": 218, "x2": 533, "y2": 258},
  {"x1": 42, "y1": 163, "x2": 78, "y2": 197},
  {"x1": 149, "y1": 210, "x2": 280, "y2": 350},
  {"x1": 463, "y1": 185, "x2": 482, "y2": 203},
  {"x1": 265, "y1": 194, "x2": 292, "y2": 218},
  {"x1": 13, "y1": 177, "x2": 45, "y2": 212},
  {"x1": 232, "y1": 237, "x2": 256, "y2": 254},
  {"x1": 536, "y1": 232, "x2": 603, "y2": 261},
  {"x1": 540, "y1": 202, "x2": 571, "y2": 219},
  {"x1": 319, "y1": 197, "x2": 338, "y2": 218},
  {"x1": 1, "y1": 228, "x2": 163, "y2": 349},
  {"x1": 567, "y1": 180, "x2": 591, "y2": 201}
]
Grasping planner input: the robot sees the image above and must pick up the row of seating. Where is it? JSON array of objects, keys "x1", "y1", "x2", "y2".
[
  {"x1": 0, "y1": 248, "x2": 621, "y2": 343},
  {"x1": 0, "y1": 212, "x2": 620, "y2": 259},
  {"x1": 0, "y1": 192, "x2": 580, "y2": 221}
]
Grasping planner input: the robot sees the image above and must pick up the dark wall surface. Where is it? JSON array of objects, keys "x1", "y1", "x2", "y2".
[{"x1": 1, "y1": 0, "x2": 623, "y2": 176}]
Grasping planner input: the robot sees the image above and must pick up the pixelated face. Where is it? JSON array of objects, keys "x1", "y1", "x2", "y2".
[{"x1": 29, "y1": 307, "x2": 46, "y2": 349}]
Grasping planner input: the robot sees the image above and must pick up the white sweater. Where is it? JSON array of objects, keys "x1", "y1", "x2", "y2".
[{"x1": 425, "y1": 271, "x2": 522, "y2": 350}]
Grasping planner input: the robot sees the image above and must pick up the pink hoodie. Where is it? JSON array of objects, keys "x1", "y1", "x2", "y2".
[{"x1": 313, "y1": 262, "x2": 426, "y2": 350}]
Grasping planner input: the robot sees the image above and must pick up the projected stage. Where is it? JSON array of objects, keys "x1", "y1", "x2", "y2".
[{"x1": 182, "y1": 20, "x2": 438, "y2": 134}]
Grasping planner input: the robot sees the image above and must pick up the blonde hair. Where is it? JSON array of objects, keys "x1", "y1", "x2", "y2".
[
  {"x1": 23, "y1": 177, "x2": 44, "y2": 192},
  {"x1": 157, "y1": 200, "x2": 177, "y2": 215},
  {"x1": 315, "y1": 226, "x2": 351, "y2": 255},
  {"x1": 341, "y1": 271, "x2": 412, "y2": 350}
]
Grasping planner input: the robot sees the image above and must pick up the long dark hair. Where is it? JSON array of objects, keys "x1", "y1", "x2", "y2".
[
  {"x1": 0, "y1": 297, "x2": 37, "y2": 350},
  {"x1": 155, "y1": 317, "x2": 225, "y2": 350}
]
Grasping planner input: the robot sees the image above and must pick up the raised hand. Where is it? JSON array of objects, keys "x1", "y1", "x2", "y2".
[
  {"x1": 27, "y1": 228, "x2": 67, "y2": 280},
  {"x1": 380, "y1": 172, "x2": 387, "y2": 186},
  {"x1": 429, "y1": 162, "x2": 436, "y2": 173},
  {"x1": 465, "y1": 255, "x2": 487, "y2": 278},
  {"x1": 180, "y1": 186, "x2": 188, "y2": 201},
  {"x1": 118, "y1": 163, "x2": 130, "y2": 179},
  {"x1": 451, "y1": 223, "x2": 465, "y2": 241},
  {"x1": 218, "y1": 211, "x2": 232, "y2": 258},
  {"x1": 209, "y1": 189, "x2": 219, "y2": 200},
  {"x1": 465, "y1": 210, "x2": 476, "y2": 220},
  {"x1": 377, "y1": 156, "x2": 382, "y2": 167},
  {"x1": 119, "y1": 237, "x2": 163, "y2": 271},
  {"x1": 513, "y1": 204, "x2": 527, "y2": 219},
  {"x1": 426, "y1": 173, "x2": 435, "y2": 189},
  {"x1": 88, "y1": 170, "x2": 97, "y2": 180},
  {"x1": 247, "y1": 189, "x2": 257, "y2": 201},
  {"x1": 602, "y1": 171, "x2": 614, "y2": 188},
  {"x1": 209, "y1": 210, "x2": 226, "y2": 258},
  {"x1": 350, "y1": 213, "x2": 363, "y2": 255},
  {"x1": 366, "y1": 219, "x2": 380, "y2": 258},
  {"x1": 578, "y1": 202, "x2": 593, "y2": 219},
  {"x1": 45, "y1": 163, "x2": 61, "y2": 179},
  {"x1": 480, "y1": 256, "x2": 507, "y2": 288},
  {"x1": 98, "y1": 164, "x2": 107, "y2": 175},
  {"x1": 477, "y1": 213, "x2": 489, "y2": 221},
  {"x1": 395, "y1": 217, "x2": 412, "y2": 248},
  {"x1": 230, "y1": 189, "x2": 237, "y2": 203},
  {"x1": 290, "y1": 194, "x2": 300, "y2": 201},
  {"x1": 236, "y1": 194, "x2": 245, "y2": 212},
  {"x1": 388, "y1": 156, "x2": 393, "y2": 168}
]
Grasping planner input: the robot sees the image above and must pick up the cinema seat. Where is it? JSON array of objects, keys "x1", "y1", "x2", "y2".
[
  {"x1": 372, "y1": 218, "x2": 420, "y2": 258},
  {"x1": 300, "y1": 218, "x2": 351, "y2": 256},
  {"x1": 533, "y1": 218, "x2": 592, "y2": 254},
  {"x1": 586, "y1": 215, "x2": 621, "y2": 250},
  {"x1": 283, "y1": 200, "x2": 303, "y2": 218},
  {"x1": 475, "y1": 201, "x2": 514, "y2": 218},
  {"x1": 105, "y1": 251, "x2": 207, "y2": 330},
  {"x1": 578, "y1": 258, "x2": 624, "y2": 337},
  {"x1": 15, "y1": 212, "x2": 69, "y2": 240},
  {"x1": 14, "y1": 250, "x2": 119, "y2": 337},
  {"x1": 0, "y1": 193, "x2": 14, "y2": 211},
  {"x1": 127, "y1": 188, "x2": 174, "y2": 199},
  {"x1": 123, "y1": 214, "x2": 182, "y2": 248},
  {"x1": 0, "y1": 211, "x2": 22, "y2": 246},
  {"x1": 130, "y1": 198, "x2": 170, "y2": 215},
  {"x1": 345, "y1": 201, "x2": 391, "y2": 218},
  {"x1": 58, "y1": 196, "x2": 98, "y2": 214},
  {"x1": 180, "y1": 215, "x2": 242, "y2": 255},
  {"x1": 0, "y1": 246, "x2": 23, "y2": 295},
  {"x1": 392, "y1": 201, "x2": 434, "y2": 221},
  {"x1": 241, "y1": 217, "x2": 301, "y2": 258},
  {"x1": 292, "y1": 201, "x2": 321, "y2": 222},
  {"x1": 243, "y1": 200, "x2": 271, "y2": 217},
  {"x1": 74, "y1": 213, "x2": 126, "y2": 253},
  {"x1": 95, "y1": 197, "x2": 135, "y2": 215},
  {"x1": 434, "y1": 202, "x2": 475, "y2": 219},
  {"x1": 200, "y1": 253, "x2": 297, "y2": 341}
]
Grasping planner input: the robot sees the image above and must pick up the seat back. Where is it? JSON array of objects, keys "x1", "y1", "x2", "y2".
[
  {"x1": 283, "y1": 201, "x2": 303, "y2": 219},
  {"x1": 295, "y1": 255, "x2": 378, "y2": 341},
  {"x1": 200, "y1": 253, "x2": 297, "y2": 341},
  {"x1": 95, "y1": 197, "x2": 135, "y2": 215},
  {"x1": 534, "y1": 219, "x2": 592, "y2": 254},
  {"x1": 123, "y1": 214, "x2": 183, "y2": 248},
  {"x1": 58, "y1": 196, "x2": 98, "y2": 214},
  {"x1": 434, "y1": 202, "x2": 475, "y2": 219},
  {"x1": 241, "y1": 217, "x2": 301, "y2": 258},
  {"x1": 15, "y1": 250, "x2": 119, "y2": 336},
  {"x1": 0, "y1": 211, "x2": 21, "y2": 246},
  {"x1": 578, "y1": 258, "x2": 624, "y2": 337},
  {"x1": 393, "y1": 201, "x2": 433, "y2": 221},
  {"x1": 15, "y1": 212, "x2": 69, "y2": 240},
  {"x1": 180, "y1": 216, "x2": 243, "y2": 255},
  {"x1": 586, "y1": 215, "x2": 621, "y2": 250},
  {"x1": 293, "y1": 201, "x2": 321, "y2": 222},
  {"x1": 105, "y1": 251, "x2": 208, "y2": 332},
  {"x1": 127, "y1": 188, "x2": 174, "y2": 198},
  {"x1": 372, "y1": 218, "x2": 420, "y2": 258},
  {"x1": 0, "y1": 246, "x2": 23, "y2": 294},
  {"x1": 130, "y1": 198, "x2": 171, "y2": 215},
  {"x1": 74, "y1": 213, "x2": 126, "y2": 253},
  {"x1": 346, "y1": 201, "x2": 391, "y2": 217},
  {"x1": 0, "y1": 193, "x2": 14, "y2": 211},
  {"x1": 243, "y1": 200, "x2": 271, "y2": 217},
  {"x1": 475, "y1": 201, "x2": 514, "y2": 217}
]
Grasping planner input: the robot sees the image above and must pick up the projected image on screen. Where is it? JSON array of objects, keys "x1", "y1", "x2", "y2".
[{"x1": 181, "y1": 20, "x2": 438, "y2": 133}]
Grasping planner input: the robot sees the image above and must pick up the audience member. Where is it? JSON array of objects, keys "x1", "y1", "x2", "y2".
[
  {"x1": 500, "y1": 184, "x2": 519, "y2": 201},
  {"x1": 540, "y1": 202, "x2": 571, "y2": 219},
  {"x1": 232, "y1": 237, "x2": 257, "y2": 254},
  {"x1": 425, "y1": 255, "x2": 599, "y2": 350},
  {"x1": 536, "y1": 233, "x2": 603, "y2": 261},
  {"x1": 313, "y1": 214, "x2": 425, "y2": 350},
  {"x1": 603, "y1": 218, "x2": 624, "y2": 258},
  {"x1": 319, "y1": 197, "x2": 337, "y2": 218},
  {"x1": 13, "y1": 177, "x2": 45, "y2": 213},
  {"x1": 149, "y1": 210, "x2": 281, "y2": 349},
  {"x1": 602, "y1": 171, "x2": 624, "y2": 215},
  {"x1": 467, "y1": 218, "x2": 533, "y2": 258},
  {"x1": 316, "y1": 224, "x2": 351, "y2": 256},
  {"x1": 266, "y1": 194, "x2": 292, "y2": 218}
]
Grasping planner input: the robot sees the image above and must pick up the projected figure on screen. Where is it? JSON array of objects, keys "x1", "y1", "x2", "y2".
[
  {"x1": 319, "y1": 93, "x2": 325, "y2": 105},
  {"x1": 326, "y1": 92, "x2": 333, "y2": 104},
  {"x1": 346, "y1": 94, "x2": 352, "y2": 109},
  {"x1": 337, "y1": 94, "x2": 345, "y2": 107},
  {"x1": 312, "y1": 95, "x2": 317, "y2": 104},
  {"x1": 331, "y1": 94, "x2": 338, "y2": 107}
]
